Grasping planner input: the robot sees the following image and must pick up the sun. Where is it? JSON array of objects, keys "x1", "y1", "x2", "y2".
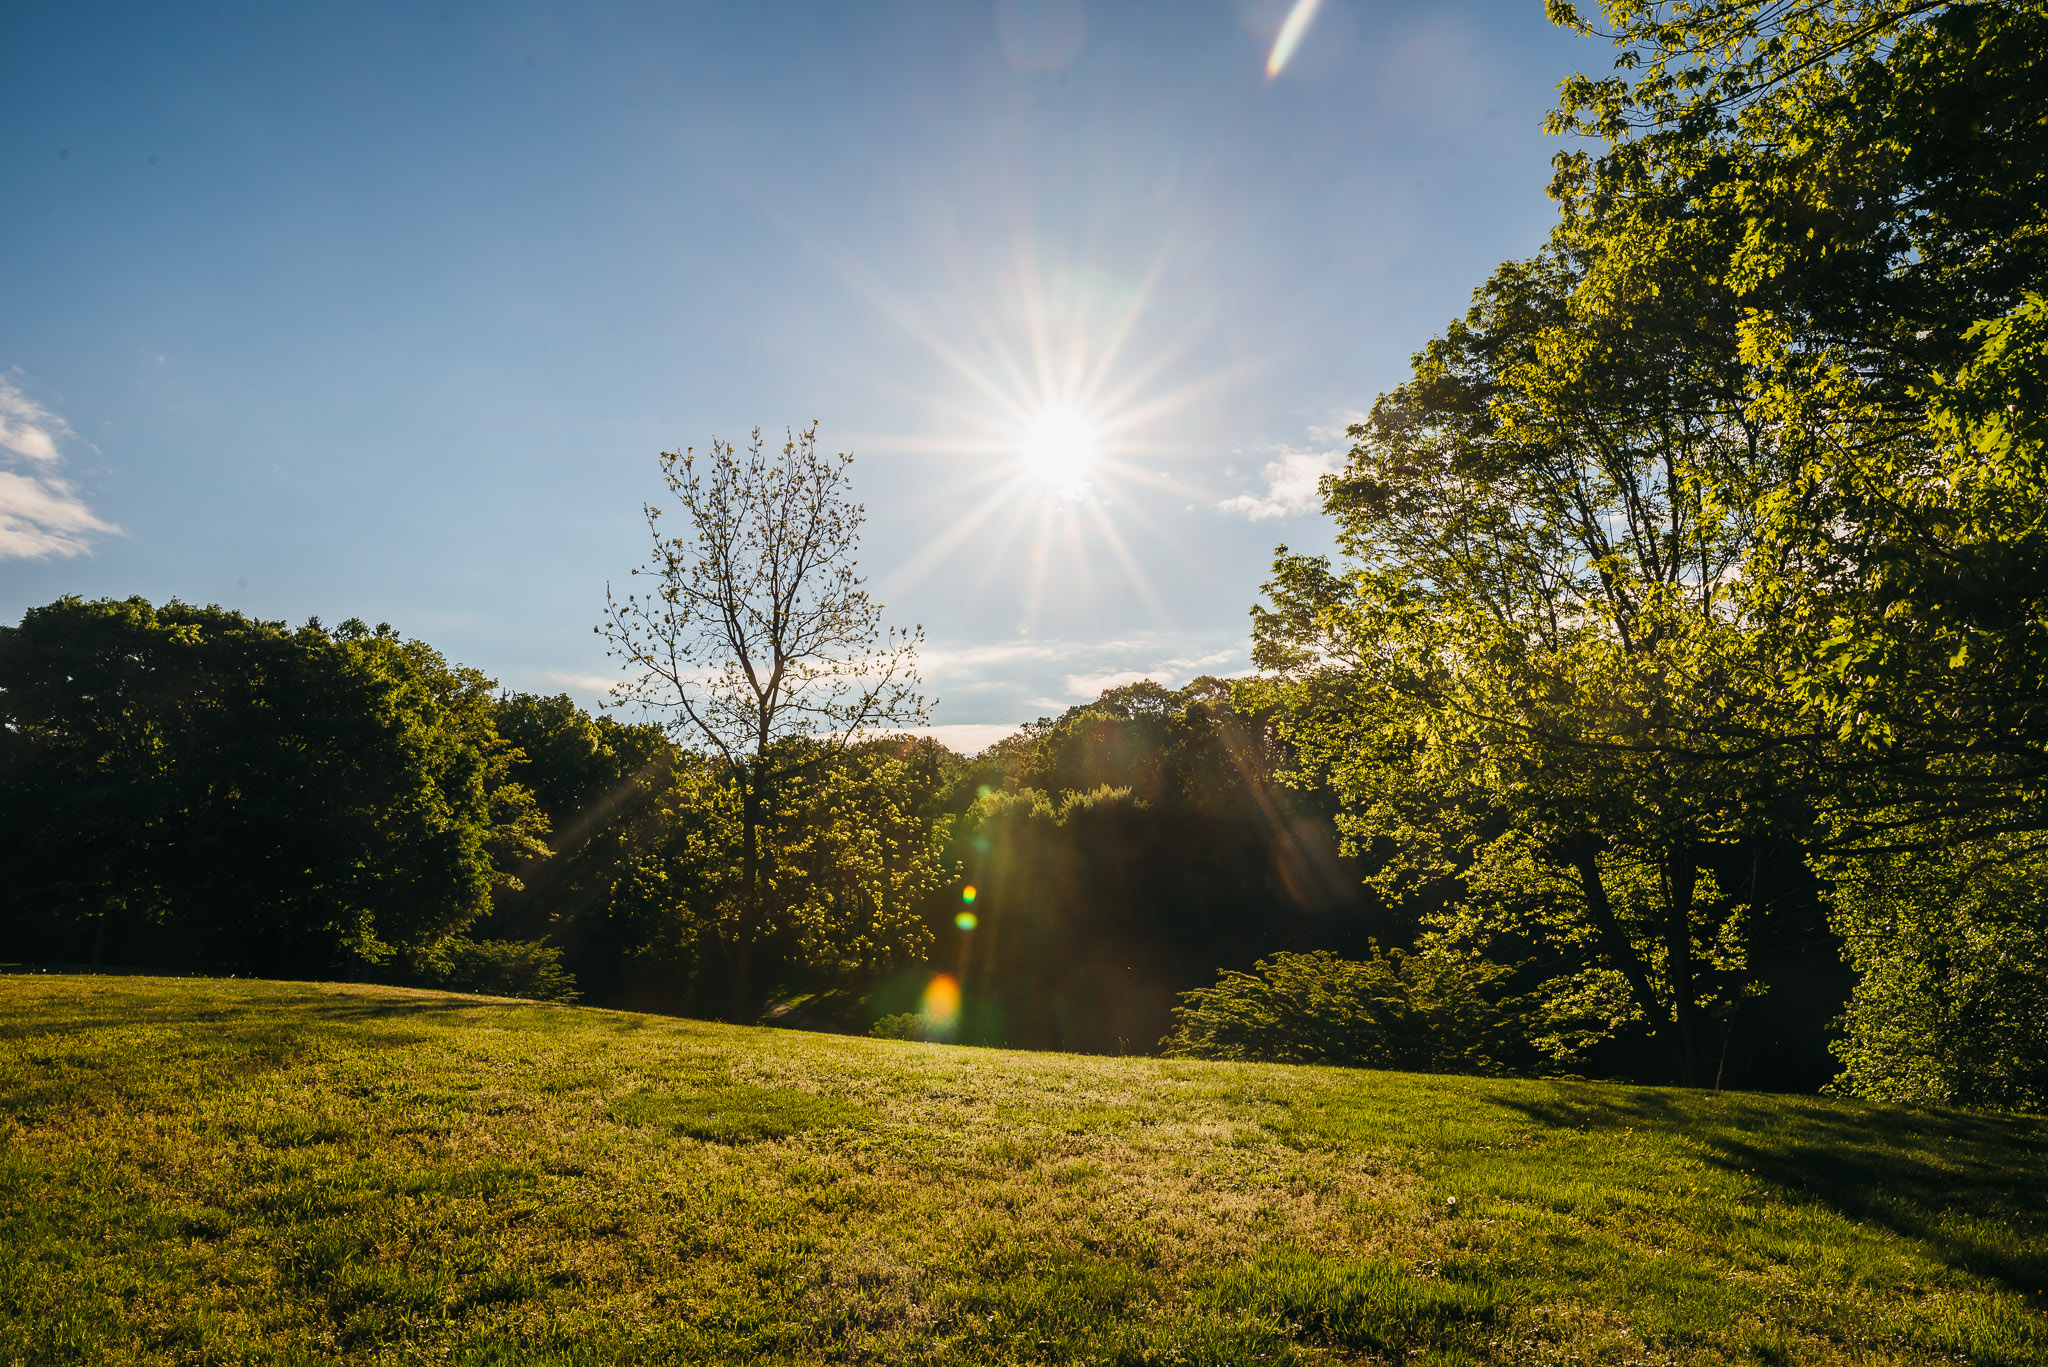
[{"x1": 1017, "y1": 405, "x2": 1102, "y2": 498}]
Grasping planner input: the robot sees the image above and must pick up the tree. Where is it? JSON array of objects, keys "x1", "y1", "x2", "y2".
[
  {"x1": 1546, "y1": 0, "x2": 2048, "y2": 846},
  {"x1": 931, "y1": 677, "x2": 1380, "y2": 1054},
  {"x1": 0, "y1": 597, "x2": 533, "y2": 974},
  {"x1": 600, "y1": 424, "x2": 929, "y2": 1019},
  {"x1": 1161, "y1": 947, "x2": 1526, "y2": 1074},
  {"x1": 1251, "y1": 251, "x2": 1832, "y2": 1087}
]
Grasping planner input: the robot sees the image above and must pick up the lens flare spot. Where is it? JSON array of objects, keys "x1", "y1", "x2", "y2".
[
  {"x1": 921, "y1": 973, "x2": 962, "y2": 1032},
  {"x1": 961, "y1": 884, "x2": 978, "y2": 903},
  {"x1": 955, "y1": 911, "x2": 979, "y2": 931},
  {"x1": 1266, "y1": 0, "x2": 1324, "y2": 79}
]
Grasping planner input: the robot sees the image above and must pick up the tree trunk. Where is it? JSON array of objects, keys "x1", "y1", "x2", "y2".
[
  {"x1": 1664, "y1": 854, "x2": 1703, "y2": 1087},
  {"x1": 1571, "y1": 844, "x2": 1685, "y2": 1069},
  {"x1": 730, "y1": 766, "x2": 761, "y2": 1023}
]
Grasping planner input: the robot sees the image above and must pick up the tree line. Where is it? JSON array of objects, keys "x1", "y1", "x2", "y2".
[{"x1": 0, "y1": 596, "x2": 1386, "y2": 1058}]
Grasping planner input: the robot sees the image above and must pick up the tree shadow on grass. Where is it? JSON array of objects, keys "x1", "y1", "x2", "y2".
[
  {"x1": 0, "y1": 991, "x2": 502, "y2": 1044},
  {"x1": 1494, "y1": 1086, "x2": 2048, "y2": 1299}
]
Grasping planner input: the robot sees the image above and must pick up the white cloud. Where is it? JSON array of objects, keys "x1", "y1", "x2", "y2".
[
  {"x1": 0, "y1": 379, "x2": 69, "y2": 464},
  {"x1": 542, "y1": 671, "x2": 621, "y2": 695},
  {"x1": 1060, "y1": 646, "x2": 1245, "y2": 700},
  {"x1": 0, "y1": 376, "x2": 118, "y2": 560},
  {"x1": 1062, "y1": 669, "x2": 1159, "y2": 698},
  {"x1": 858, "y1": 722, "x2": 1023, "y2": 755},
  {"x1": 1216, "y1": 417, "x2": 1358, "y2": 521}
]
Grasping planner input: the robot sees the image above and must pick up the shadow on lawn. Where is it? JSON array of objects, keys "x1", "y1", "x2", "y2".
[
  {"x1": 0, "y1": 982, "x2": 518, "y2": 1047},
  {"x1": 1497, "y1": 1086, "x2": 2048, "y2": 1300}
]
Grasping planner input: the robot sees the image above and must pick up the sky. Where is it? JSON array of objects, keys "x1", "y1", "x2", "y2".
[{"x1": 2, "y1": 0, "x2": 1606, "y2": 751}]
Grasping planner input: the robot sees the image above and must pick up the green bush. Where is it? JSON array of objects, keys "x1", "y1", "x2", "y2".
[
  {"x1": 869, "y1": 1012, "x2": 934, "y2": 1041},
  {"x1": 1160, "y1": 945, "x2": 1525, "y2": 1073},
  {"x1": 1830, "y1": 840, "x2": 2048, "y2": 1111},
  {"x1": 419, "y1": 938, "x2": 581, "y2": 1003}
]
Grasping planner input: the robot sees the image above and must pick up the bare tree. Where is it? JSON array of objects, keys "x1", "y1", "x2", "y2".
[{"x1": 601, "y1": 423, "x2": 927, "y2": 1018}]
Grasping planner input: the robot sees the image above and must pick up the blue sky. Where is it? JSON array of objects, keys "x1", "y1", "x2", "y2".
[{"x1": 2, "y1": 0, "x2": 1602, "y2": 749}]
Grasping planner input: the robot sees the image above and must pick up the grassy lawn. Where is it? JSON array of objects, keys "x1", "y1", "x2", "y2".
[{"x1": 2, "y1": 974, "x2": 2043, "y2": 1365}]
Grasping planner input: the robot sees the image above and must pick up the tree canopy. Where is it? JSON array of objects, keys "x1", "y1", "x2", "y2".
[{"x1": 0, "y1": 597, "x2": 534, "y2": 974}]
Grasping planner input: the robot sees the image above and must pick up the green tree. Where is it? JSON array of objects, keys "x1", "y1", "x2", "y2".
[
  {"x1": 764, "y1": 737, "x2": 953, "y2": 1000},
  {"x1": 1547, "y1": 0, "x2": 2048, "y2": 844},
  {"x1": 932, "y1": 677, "x2": 1380, "y2": 1055},
  {"x1": 600, "y1": 425, "x2": 929, "y2": 1019},
  {"x1": 1251, "y1": 251, "x2": 1822, "y2": 1087},
  {"x1": 0, "y1": 597, "x2": 529, "y2": 974}
]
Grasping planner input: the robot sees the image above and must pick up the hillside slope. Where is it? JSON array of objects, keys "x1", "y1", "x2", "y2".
[{"x1": 2, "y1": 974, "x2": 2042, "y2": 1365}]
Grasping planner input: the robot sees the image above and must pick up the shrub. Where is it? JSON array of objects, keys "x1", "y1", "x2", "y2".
[
  {"x1": 419, "y1": 938, "x2": 581, "y2": 1003},
  {"x1": 1830, "y1": 839, "x2": 2048, "y2": 1111},
  {"x1": 869, "y1": 1012, "x2": 935, "y2": 1041},
  {"x1": 1160, "y1": 945, "x2": 1525, "y2": 1073}
]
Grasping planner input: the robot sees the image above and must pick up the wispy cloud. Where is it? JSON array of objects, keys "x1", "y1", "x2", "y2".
[
  {"x1": 1216, "y1": 417, "x2": 1357, "y2": 521},
  {"x1": 0, "y1": 375, "x2": 118, "y2": 560},
  {"x1": 542, "y1": 671, "x2": 621, "y2": 695}
]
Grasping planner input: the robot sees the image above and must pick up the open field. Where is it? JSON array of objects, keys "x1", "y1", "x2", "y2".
[{"x1": 2, "y1": 974, "x2": 2043, "y2": 1365}]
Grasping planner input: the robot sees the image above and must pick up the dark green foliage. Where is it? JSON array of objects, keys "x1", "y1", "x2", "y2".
[
  {"x1": 416, "y1": 937, "x2": 581, "y2": 1003},
  {"x1": 867, "y1": 1012, "x2": 926, "y2": 1040},
  {"x1": 0, "y1": 597, "x2": 520, "y2": 976},
  {"x1": 1162, "y1": 947, "x2": 1525, "y2": 1073},
  {"x1": 485, "y1": 692, "x2": 711, "y2": 1007},
  {"x1": 485, "y1": 695, "x2": 953, "y2": 1022}
]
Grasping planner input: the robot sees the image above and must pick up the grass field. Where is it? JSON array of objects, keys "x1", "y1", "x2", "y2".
[{"x1": 2, "y1": 974, "x2": 2043, "y2": 1365}]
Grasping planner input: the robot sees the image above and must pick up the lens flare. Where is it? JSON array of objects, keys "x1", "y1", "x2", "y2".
[
  {"x1": 1266, "y1": 0, "x2": 1323, "y2": 79},
  {"x1": 961, "y1": 884, "x2": 978, "y2": 903},
  {"x1": 955, "y1": 911, "x2": 978, "y2": 931},
  {"x1": 921, "y1": 973, "x2": 962, "y2": 1033}
]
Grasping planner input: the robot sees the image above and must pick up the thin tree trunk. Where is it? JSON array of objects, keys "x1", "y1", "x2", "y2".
[
  {"x1": 1665, "y1": 854, "x2": 1703, "y2": 1087},
  {"x1": 1571, "y1": 845, "x2": 1684, "y2": 1068},
  {"x1": 731, "y1": 766, "x2": 761, "y2": 1023}
]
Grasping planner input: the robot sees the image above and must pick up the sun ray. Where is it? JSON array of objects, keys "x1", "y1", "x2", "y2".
[
  {"x1": 878, "y1": 472, "x2": 1036, "y2": 600},
  {"x1": 1082, "y1": 495, "x2": 1171, "y2": 627},
  {"x1": 744, "y1": 171, "x2": 1264, "y2": 632}
]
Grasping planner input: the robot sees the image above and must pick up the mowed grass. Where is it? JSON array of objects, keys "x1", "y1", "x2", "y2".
[{"x1": 2, "y1": 976, "x2": 2044, "y2": 1366}]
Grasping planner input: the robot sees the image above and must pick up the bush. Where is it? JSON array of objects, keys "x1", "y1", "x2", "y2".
[
  {"x1": 869, "y1": 1012, "x2": 937, "y2": 1041},
  {"x1": 1160, "y1": 945, "x2": 1525, "y2": 1073},
  {"x1": 1830, "y1": 840, "x2": 2048, "y2": 1111},
  {"x1": 418, "y1": 938, "x2": 581, "y2": 1003}
]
